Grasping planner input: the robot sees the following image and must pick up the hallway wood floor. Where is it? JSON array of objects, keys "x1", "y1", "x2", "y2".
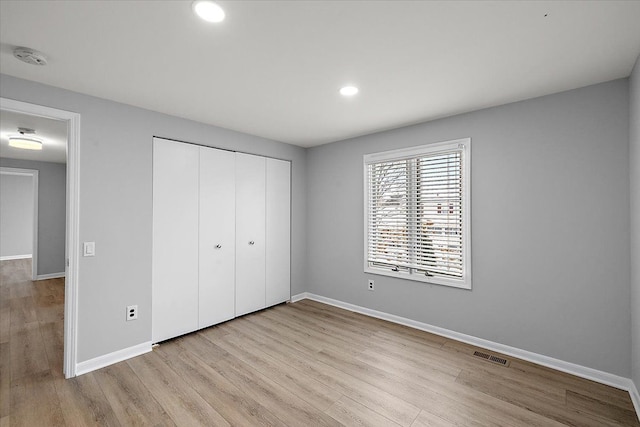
[{"x1": 1, "y1": 259, "x2": 638, "y2": 426}]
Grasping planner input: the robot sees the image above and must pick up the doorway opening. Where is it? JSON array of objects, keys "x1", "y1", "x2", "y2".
[
  {"x1": 0, "y1": 97, "x2": 80, "y2": 378},
  {"x1": 0, "y1": 167, "x2": 38, "y2": 279}
]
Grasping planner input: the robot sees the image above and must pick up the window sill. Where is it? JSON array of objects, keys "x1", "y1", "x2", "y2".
[{"x1": 364, "y1": 266, "x2": 471, "y2": 290}]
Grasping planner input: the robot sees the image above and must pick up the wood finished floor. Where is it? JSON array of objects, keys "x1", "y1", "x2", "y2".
[{"x1": 1, "y1": 259, "x2": 639, "y2": 426}]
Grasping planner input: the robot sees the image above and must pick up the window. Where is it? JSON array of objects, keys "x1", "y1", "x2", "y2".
[{"x1": 364, "y1": 138, "x2": 471, "y2": 289}]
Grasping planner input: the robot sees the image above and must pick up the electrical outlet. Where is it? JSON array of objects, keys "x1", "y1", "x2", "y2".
[
  {"x1": 368, "y1": 279, "x2": 374, "y2": 291},
  {"x1": 126, "y1": 305, "x2": 138, "y2": 321}
]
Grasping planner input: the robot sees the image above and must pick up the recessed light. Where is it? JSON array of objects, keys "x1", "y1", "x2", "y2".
[
  {"x1": 340, "y1": 86, "x2": 359, "y2": 97},
  {"x1": 193, "y1": 1, "x2": 225, "y2": 23}
]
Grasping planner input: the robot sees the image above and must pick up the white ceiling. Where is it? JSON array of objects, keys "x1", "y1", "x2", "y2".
[
  {"x1": 0, "y1": 110, "x2": 67, "y2": 163},
  {"x1": 1, "y1": 1, "x2": 639, "y2": 147}
]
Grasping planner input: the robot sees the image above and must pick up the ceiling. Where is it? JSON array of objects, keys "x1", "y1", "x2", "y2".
[
  {"x1": 1, "y1": 1, "x2": 639, "y2": 148},
  {"x1": 0, "y1": 110, "x2": 67, "y2": 163}
]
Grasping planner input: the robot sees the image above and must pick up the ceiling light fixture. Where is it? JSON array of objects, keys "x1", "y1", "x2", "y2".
[
  {"x1": 340, "y1": 86, "x2": 359, "y2": 97},
  {"x1": 193, "y1": 1, "x2": 225, "y2": 23},
  {"x1": 8, "y1": 128, "x2": 43, "y2": 150}
]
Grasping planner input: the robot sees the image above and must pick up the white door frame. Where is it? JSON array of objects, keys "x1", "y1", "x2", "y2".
[
  {"x1": 1, "y1": 97, "x2": 80, "y2": 378},
  {"x1": 0, "y1": 167, "x2": 39, "y2": 280}
]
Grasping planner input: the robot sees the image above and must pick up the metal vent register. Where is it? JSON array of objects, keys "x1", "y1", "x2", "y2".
[{"x1": 473, "y1": 351, "x2": 510, "y2": 366}]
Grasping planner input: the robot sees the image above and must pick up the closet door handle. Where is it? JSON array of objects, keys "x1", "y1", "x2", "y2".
[
  {"x1": 215, "y1": 244, "x2": 222, "y2": 249},
  {"x1": 249, "y1": 241, "x2": 255, "y2": 245}
]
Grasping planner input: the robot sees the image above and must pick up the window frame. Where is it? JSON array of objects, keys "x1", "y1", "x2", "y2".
[{"x1": 363, "y1": 138, "x2": 472, "y2": 290}]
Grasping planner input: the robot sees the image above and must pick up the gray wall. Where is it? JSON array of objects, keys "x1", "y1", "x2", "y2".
[
  {"x1": 0, "y1": 172, "x2": 34, "y2": 258},
  {"x1": 630, "y1": 55, "x2": 640, "y2": 391},
  {"x1": 307, "y1": 79, "x2": 631, "y2": 377},
  {"x1": 0, "y1": 74, "x2": 307, "y2": 363},
  {"x1": 0, "y1": 158, "x2": 66, "y2": 275},
  {"x1": 0, "y1": 72, "x2": 633, "y2": 380}
]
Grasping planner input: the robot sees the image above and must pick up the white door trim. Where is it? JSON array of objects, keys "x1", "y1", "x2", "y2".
[
  {"x1": 0, "y1": 167, "x2": 39, "y2": 280},
  {"x1": 0, "y1": 97, "x2": 81, "y2": 378}
]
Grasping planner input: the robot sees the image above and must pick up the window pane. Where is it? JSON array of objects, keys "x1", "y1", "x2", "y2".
[
  {"x1": 417, "y1": 152, "x2": 462, "y2": 277},
  {"x1": 368, "y1": 160, "x2": 410, "y2": 266}
]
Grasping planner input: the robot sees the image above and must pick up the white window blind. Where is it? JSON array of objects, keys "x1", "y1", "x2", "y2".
[{"x1": 364, "y1": 139, "x2": 471, "y2": 289}]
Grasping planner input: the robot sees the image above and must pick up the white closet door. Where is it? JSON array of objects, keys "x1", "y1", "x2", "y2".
[
  {"x1": 152, "y1": 138, "x2": 199, "y2": 342},
  {"x1": 266, "y1": 158, "x2": 291, "y2": 306},
  {"x1": 235, "y1": 153, "x2": 266, "y2": 316},
  {"x1": 199, "y1": 147, "x2": 236, "y2": 328}
]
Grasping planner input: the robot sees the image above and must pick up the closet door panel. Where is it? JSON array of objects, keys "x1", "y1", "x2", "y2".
[
  {"x1": 235, "y1": 153, "x2": 266, "y2": 316},
  {"x1": 152, "y1": 138, "x2": 199, "y2": 342},
  {"x1": 199, "y1": 147, "x2": 236, "y2": 328},
  {"x1": 266, "y1": 158, "x2": 291, "y2": 306}
]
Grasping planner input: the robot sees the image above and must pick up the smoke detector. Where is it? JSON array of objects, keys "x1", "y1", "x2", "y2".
[{"x1": 13, "y1": 47, "x2": 48, "y2": 66}]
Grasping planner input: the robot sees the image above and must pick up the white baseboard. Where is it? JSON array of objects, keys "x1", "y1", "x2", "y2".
[
  {"x1": 290, "y1": 292, "x2": 310, "y2": 303},
  {"x1": 630, "y1": 381, "x2": 640, "y2": 421},
  {"x1": 76, "y1": 341, "x2": 152, "y2": 376},
  {"x1": 35, "y1": 272, "x2": 66, "y2": 280},
  {"x1": 0, "y1": 254, "x2": 32, "y2": 261},
  {"x1": 292, "y1": 292, "x2": 639, "y2": 403}
]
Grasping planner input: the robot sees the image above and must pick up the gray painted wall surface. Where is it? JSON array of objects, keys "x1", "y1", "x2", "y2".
[
  {"x1": 0, "y1": 158, "x2": 66, "y2": 275},
  {"x1": 0, "y1": 72, "x2": 633, "y2": 380},
  {"x1": 630, "y1": 55, "x2": 639, "y2": 390},
  {"x1": 0, "y1": 172, "x2": 33, "y2": 258},
  {"x1": 307, "y1": 79, "x2": 631, "y2": 377},
  {"x1": 0, "y1": 74, "x2": 307, "y2": 363}
]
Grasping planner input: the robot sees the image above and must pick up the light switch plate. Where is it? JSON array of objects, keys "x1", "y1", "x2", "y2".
[{"x1": 83, "y1": 242, "x2": 95, "y2": 257}]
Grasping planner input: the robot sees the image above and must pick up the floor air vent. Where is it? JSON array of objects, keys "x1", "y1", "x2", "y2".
[{"x1": 473, "y1": 350, "x2": 509, "y2": 366}]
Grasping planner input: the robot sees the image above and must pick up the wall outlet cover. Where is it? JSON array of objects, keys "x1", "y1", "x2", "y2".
[{"x1": 126, "y1": 305, "x2": 138, "y2": 321}]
